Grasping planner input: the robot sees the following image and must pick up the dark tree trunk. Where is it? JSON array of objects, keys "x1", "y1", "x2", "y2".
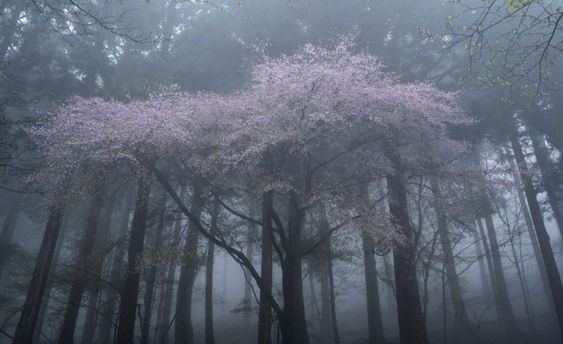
[
  {"x1": 258, "y1": 191, "x2": 274, "y2": 344},
  {"x1": 141, "y1": 200, "x2": 167, "y2": 344},
  {"x1": 511, "y1": 131, "x2": 563, "y2": 339},
  {"x1": 430, "y1": 178, "x2": 470, "y2": 329},
  {"x1": 362, "y1": 230, "x2": 386, "y2": 344},
  {"x1": 115, "y1": 177, "x2": 152, "y2": 344},
  {"x1": 280, "y1": 192, "x2": 310, "y2": 344},
  {"x1": 384, "y1": 142, "x2": 429, "y2": 344},
  {"x1": 509, "y1": 158, "x2": 555, "y2": 315},
  {"x1": 33, "y1": 215, "x2": 70, "y2": 343},
  {"x1": 175, "y1": 183, "x2": 204, "y2": 344},
  {"x1": 530, "y1": 134, "x2": 563, "y2": 236},
  {"x1": 319, "y1": 256, "x2": 332, "y2": 344},
  {"x1": 319, "y1": 215, "x2": 340, "y2": 344},
  {"x1": 483, "y1": 210, "x2": 521, "y2": 337},
  {"x1": 469, "y1": 222, "x2": 491, "y2": 297},
  {"x1": 0, "y1": 192, "x2": 23, "y2": 278},
  {"x1": 205, "y1": 198, "x2": 220, "y2": 344},
  {"x1": 243, "y1": 202, "x2": 257, "y2": 325},
  {"x1": 388, "y1": 173, "x2": 429, "y2": 344},
  {"x1": 13, "y1": 204, "x2": 65, "y2": 344},
  {"x1": 97, "y1": 195, "x2": 135, "y2": 344},
  {"x1": 59, "y1": 192, "x2": 105, "y2": 344},
  {"x1": 81, "y1": 203, "x2": 117, "y2": 344},
  {"x1": 476, "y1": 218, "x2": 497, "y2": 303},
  {"x1": 158, "y1": 190, "x2": 184, "y2": 344}
]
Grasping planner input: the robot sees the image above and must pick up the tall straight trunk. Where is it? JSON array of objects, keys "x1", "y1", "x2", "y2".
[
  {"x1": 175, "y1": 183, "x2": 204, "y2": 344},
  {"x1": 476, "y1": 218, "x2": 497, "y2": 303},
  {"x1": 362, "y1": 230, "x2": 386, "y2": 344},
  {"x1": 0, "y1": 192, "x2": 23, "y2": 277},
  {"x1": 81, "y1": 203, "x2": 117, "y2": 344},
  {"x1": 13, "y1": 204, "x2": 65, "y2": 344},
  {"x1": 508, "y1": 232, "x2": 536, "y2": 332},
  {"x1": 280, "y1": 192, "x2": 310, "y2": 344},
  {"x1": 141, "y1": 200, "x2": 167, "y2": 344},
  {"x1": 243, "y1": 203, "x2": 257, "y2": 325},
  {"x1": 157, "y1": 185, "x2": 185, "y2": 344},
  {"x1": 59, "y1": 192, "x2": 105, "y2": 344},
  {"x1": 511, "y1": 131, "x2": 563, "y2": 339},
  {"x1": 258, "y1": 191, "x2": 273, "y2": 344},
  {"x1": 115, "y1": 177, "x2": 152, "y2": 344},
  {"x1": 33, "y1": 215, "x2": 70, "y2": 343},
  {"x1": 205, "y1": 199, "x2": 220, "y2": 344},
  {"x1": 319, "y1": 245, "x2": 333, "y2": 344},
  {"x1": 483, "y1": 211, "x2": 521, "y2": 336},
  {"x1": 430, "y1": 178, "x2": 470, "y2": 329},
  {"x1": 509, "y1": 158, "x2": 555, "y2": 311},
  {"x1": 530, "y1": 134, "x2": 563, "y2": 236},
  {"x1": 97, "y1": 195, "x2": 135, "y2": 344},
  {"x1": 385, "y1": 142, "x2": 428, "y2": 344},
  {"x1": 469, "y1": 222, "x2": 491, "y2": 296},
  {"x1": 319, "y1": 215, "x2": 340, "y2": 344}
]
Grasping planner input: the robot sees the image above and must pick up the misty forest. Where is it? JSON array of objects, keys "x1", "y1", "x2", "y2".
[{"x1": 2, "y1": 1, "x2": 563, "y2": 344}]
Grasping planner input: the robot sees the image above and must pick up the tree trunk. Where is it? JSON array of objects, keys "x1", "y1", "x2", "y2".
[
  {"x1": 280, "y1": 192, "x2": 310, "y2": 344},
  {"x1": 476, "y1": 218, "x2": 497, "y2": 303},
  {"x1": 12, "y1": 204, "x2": 65, "y2": 344},
  {"x1": 157, "y1": 185, "x2": 185, "y2": 344},
  {"x1": 243, "y1": 202, "x2": 257, "y2": 325},
  {"x1": 33, "y1": 214, "x2": 70, "y2": 343},
  {"x1": 0, "y1": 192, "x2": 23, "y2": 278},
  {"x1": 468, "y1": 221, "x2": 491, "y2": 297},
  {"x1": 205, "y1": 198, "x2": 220, "y2": 344},
  {"x1": 509, "y1": 158, "x2": 555, "y2": 314},
  {"x1": 430, "y1": 178, "x2": 470, "y2": 330},
  {"x1": 81, "y1": 202, "x2": 117, "y2": 344},
  {"x1": 362, "y1": 230, "x2": 386, "y2": 344},
  {"x1": 530, "y1": 134, "x2": 563, "y2": 236},
  {"x1": 319, "y1": 215, "x2": 340, "y2": 344},
  {"x1": 59, "y1": 192, "x2": 105, "y2": 344},
  {"x1": 97, "y1": 195, "x2": 135, "y2": 344},
  {"x1": 483, "y1": 210, "x2": 521, "y2": 337},
  {"x1": 385, "y1": 143, "x2": 429, "y2": 344},
  {"x1": 175, "y1": 182, "x2": 204, "y2": 344},
  {"x1": 511, "y1": 131, "x2": 563, "y2": 339},
  {"x1": 141, "y1": 200, "x2": 167, "y2": 344},
  {"x1": 258, "y1": 191, "x2": 273, "y2": 344},
  {"x1": 115, "y1": 176, "x2": 152, "y2": 344}
]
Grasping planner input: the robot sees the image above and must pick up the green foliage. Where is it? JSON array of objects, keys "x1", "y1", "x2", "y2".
[{"x1": 506, "y1": 0, "x2": 533, "y2": 11}]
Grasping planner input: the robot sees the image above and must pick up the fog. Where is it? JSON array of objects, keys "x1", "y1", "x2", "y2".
[{"x1": 1, "y1": 1, "x2": 563, "y2": 344}]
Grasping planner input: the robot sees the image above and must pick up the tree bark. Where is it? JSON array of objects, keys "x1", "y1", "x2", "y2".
[
  {"x1": 530, "y1": 134, "x2": 563, "y2": 236},
  {"x1": 141, "y1": 199, "x2": 167, "y2": 344},
  {"x1": 115, "y1": 176, "x2": 152, "y2": 344},
  {"x1": 0, "y1": 192, "x2": 23, "y2": 278},
  {"x1": 205, "y1": 198, "x2": 220, "y2": 344},
  {"x1": 385, "y1": 143, "x2": 429, "y2": 344},
  {"x1": 174, "y1": 182, "x2": 204, "y2": 344},
  {"x1": 469, "y1": 222, "x2": 491, "y2": 297},
  {"x1": 258, "y1": 191, "x2": 273, "y2": 344},
  {"x1": 509, "y1": 158, "x2": 555, "y2": 314},
  {"x1": 97, "y1": 195, "x2": 134, "y2": 344},
  {"x1": 362, "y1": 230, "x2": 386, "y2": 344},
  {"x1": 511, "y1": 130, "x2": 563, "y2": 339},
  {"x1": 430, "y1": 178, "x2": 470, "y2": 330},
  {"x1": 280, "y1": 191, "x2": 310, "y2": 344},
  {"x1": 81, "y1": 202, "x2": 117, "y2": 344},
  {"x1": 59, "y1": 192, "x2": 105, "y2": 344},
  {"x1": 483, "y1": 210, "x2": 521, "y2": 337},
  {"x1": 12, "y1": 204, "x2": 65, "y2": 344}
]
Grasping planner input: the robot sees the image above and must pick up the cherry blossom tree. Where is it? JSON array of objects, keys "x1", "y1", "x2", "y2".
[{"x1": 18, "y1": 38, "x2": 471, "y2": 344}]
